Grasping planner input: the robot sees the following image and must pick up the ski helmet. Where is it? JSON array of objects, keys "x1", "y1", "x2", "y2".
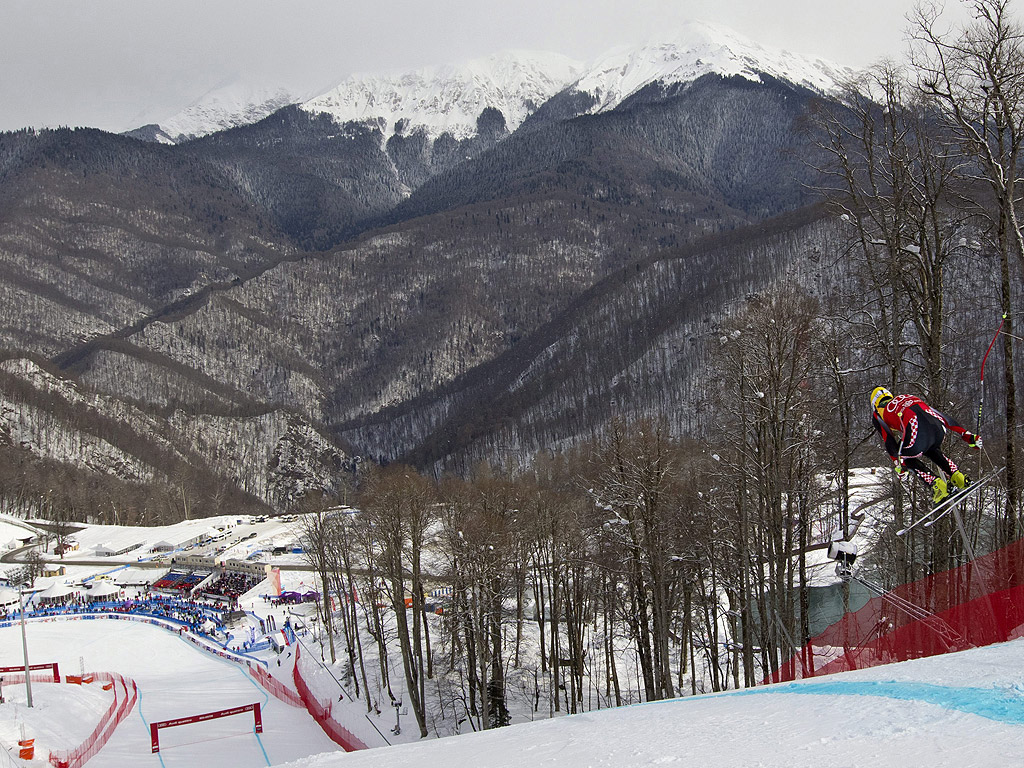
[{"x1": 870, "y1": 386, "x2": 893, "y2": 413}]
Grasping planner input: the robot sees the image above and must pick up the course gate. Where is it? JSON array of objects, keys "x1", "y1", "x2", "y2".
[
  {"x1": 150, "y1": 703, "x2": 262, "y2": 753},
  {"x1": 0, "y1": 662, "x2": 60, "y2": 682}
]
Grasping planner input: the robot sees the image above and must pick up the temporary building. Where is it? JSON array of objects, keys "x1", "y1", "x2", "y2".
[
  {"x1": 37, "y1": 582, "x2": 77, "y2": 604},
  {"x1": 86, "y1": 581, "x2": 121, "y2": 600}
]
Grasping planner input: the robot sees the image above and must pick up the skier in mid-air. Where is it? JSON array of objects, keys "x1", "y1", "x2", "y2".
[{"x1": 870, "y1": 386, "x2": 983, "y2": 504}]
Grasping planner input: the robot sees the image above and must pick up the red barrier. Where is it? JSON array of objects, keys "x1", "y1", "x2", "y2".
[
  {"x1": 771, "y1": 537, "x2": 1024, "y2": 682},
  {"x1": 3, "y1": 671, "x2": 66, "y2": 685},
  {"x1": 150, "y1": 703, "x2": 262, "y2": 753},
  {"x1": 49, "y1": 673, "x2": 138, "y2": 768},
  {"x1": 249, "y1": 662, "x2": 304, "y2": 708},
  {"x1": 292, "y1": 645, "x2": 368, "y2": 752},
  {"x1": 0, "y1": 662, "x2": 60, "y2": 682}
]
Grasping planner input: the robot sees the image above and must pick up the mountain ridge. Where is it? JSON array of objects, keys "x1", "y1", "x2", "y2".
[
  {"x1": 0, "y1": 20, "x2": 861, "y2": 521},
  {"x1": 132, "y1": 20, "x2": 855, "y2": 145}
]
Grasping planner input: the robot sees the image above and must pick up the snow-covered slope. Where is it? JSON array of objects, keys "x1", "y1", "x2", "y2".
[
  {"x1": 275, "y1": 639, "x2": 1024, "y2": 768},
  {"x1": 570, "y1": 20, "x2": 855, "y2": 114},
  {"x1": 5, "y1": 615, "x2": 1023, "y2": 768},
  {"x1": 149, "y1": 79, "x2": 311, "y2": 143},
  {"x1": 301, "y1": 50, "x2": 582, "y2": 141},
  {"x1": 134, "y1": 20, "x2": 856, "y2": 144}
]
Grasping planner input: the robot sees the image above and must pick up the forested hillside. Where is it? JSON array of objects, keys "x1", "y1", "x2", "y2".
[
  {"x1": 0, "y1": 6, "x2": 1020, "y2": 564},
  {"x1": 2, "y1": 1, "x2": 1024, "y2": 737},
  {"x1": 0, "y1": 63, "x2": 842, "y2": 522}
]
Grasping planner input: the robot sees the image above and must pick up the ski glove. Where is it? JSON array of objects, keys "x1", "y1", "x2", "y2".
[
  {"x1": 964, "y1": 433, "x2": 983, "y2": 450},
  {"x1": 893, "y1": 459, "x2": 905, "y2": 475}
]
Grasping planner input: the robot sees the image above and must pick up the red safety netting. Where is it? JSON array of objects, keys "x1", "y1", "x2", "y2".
[
  {"x1": 48, "y1": 673, "x2": 138, "y2": 768},
  {"x1": 3, "y1": 671, "x2": 63, "y2": 685},
  {"x1": 770, "y1": 536, "x2": 1024, "y2": 683},
  {"x1": 248, "y1": 661, "x2": 304, "y2": 708},
  {"x1": 292, "y1": 645, "x2": 368, "y2": 752},
  {"x1": 0, "y1": 662, "x2": 60, "y2": 682}
]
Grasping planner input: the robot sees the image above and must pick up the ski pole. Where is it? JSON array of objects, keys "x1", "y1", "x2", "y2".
[
  {"x1": 977, "y1": 313, "x2": 1006, "y2": 436},
  {"x1": 976, "y1": 314, "x2": 1005, "y2": 486}
]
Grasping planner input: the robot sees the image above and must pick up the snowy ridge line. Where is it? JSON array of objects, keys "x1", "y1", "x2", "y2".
[{"x1": 0, "y1": 513, "x2": 45, "y2": 537}]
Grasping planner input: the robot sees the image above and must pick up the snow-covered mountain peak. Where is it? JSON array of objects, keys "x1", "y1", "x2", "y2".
[
  {"x1": 154, "y1": 78, "x2": 312, "y2": 143},
  {"x1": 133, "y1": 21, "x2": 855, "y2": 144},
  {"x1": 572, "y1": 19, "x2": 856, "y2": 112},
  {"x1": 301, "y1": 50, "x2": 583, "y2": 141}
]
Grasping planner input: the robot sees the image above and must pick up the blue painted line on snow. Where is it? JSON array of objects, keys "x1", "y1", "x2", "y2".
[
  {"x1": 224, "y1": 651, "x2": 272, "y2": 766},
  {"x1": 135, "y1": 686, "x2": 169, "y2": 768},
  {"x1": 722, "y1": 680, "x2": 1024, "y2": 725},
  {"x1": 253, "y1": 729, "x2": 272, "y2": 767}
]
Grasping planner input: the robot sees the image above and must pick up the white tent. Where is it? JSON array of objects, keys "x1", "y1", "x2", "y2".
[
  {"x1": 0, "y1": 587, "x2": 18, "y2": 607},
  {"x1": 86, "y1": 581, "x2": 121, "y2": 600},
  {"x1": 37, "y1": 582, "x2": 77, "y2": 603}
]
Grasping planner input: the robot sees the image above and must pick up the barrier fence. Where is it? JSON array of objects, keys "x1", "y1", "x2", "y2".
[
  {"x1": 48, "y1": 673, "x2": 138, "y2": 768},
  {"x1": 3, "y1": 609, "x2": 389, "y2": 759},
  {"x1": 770, "y1": 536, "x2": 1024, "y2": 682},
  {"x1": 0, "y1": 662, "x2": 60, "y2": 682},
  {"x1": 292, "y1": 645, "x2": 369, "y2": 752},
  {"x1": 150, "y1": 703, "x2": 262, "y2": 753},
  {"x1": 2, "y1": 671, "x2": 64, "y2": 686},
  {"x1": 248, "y1": 662, "x2": 304, "y2": 708}
]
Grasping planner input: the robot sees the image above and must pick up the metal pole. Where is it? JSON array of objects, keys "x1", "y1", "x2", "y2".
[
  {"x1": 19, "y1": 586, "x2": 32, "y2": 708},
  {"x1": 950, "y1": 506, "x2": 977, "y2": 563}
]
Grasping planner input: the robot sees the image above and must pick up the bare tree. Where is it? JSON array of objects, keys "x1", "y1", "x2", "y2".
[
  {"x1": 586, "y1": 418, "x2": 686, "y2": 701},
  {"x1": 359, "y1": 465, "x2": 436, "y2": 738},
  {"x1": 296, "y1": 494, "x2": 338, "y2": 664},
  {"x1": 912, "y1": 0, "x2": 1023, "y2": 541},
  {"x1": 710, "y1": 284, "x2": 830, "y2": 679}
]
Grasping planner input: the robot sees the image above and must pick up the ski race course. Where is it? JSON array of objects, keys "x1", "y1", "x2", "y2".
[
  {"x1": 3, "y1": 614, "x2": 1024, "y2": 767},
  {"x1": 0, "y1": 619, "x2": 338, "y2": 767},
  {"x1": 278, "y1": 638, "x2": 1024, "y2": 768}
]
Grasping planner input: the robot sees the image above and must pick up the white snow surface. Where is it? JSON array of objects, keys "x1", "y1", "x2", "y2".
[
  {"x1": 571, "y1": 19, "x2": 855, "y2": 113},
  {"x1": 302, "y1": 50, "x2": 582, "y2": 142},
  {"x1": 0, "y1": 620, "x2": 339, "y2": 767},
  {"x1": 279, "y1": 641, "x2": 1024, "y2": 768},
  {"x1": 3, "y1": 617, "x2": 1023, "y2": 768}
]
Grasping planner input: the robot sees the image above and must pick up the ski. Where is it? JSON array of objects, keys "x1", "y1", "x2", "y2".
[
  {"x1": 895, "y1": 467, "x2": 1004, "y2": 537},
  {"x1": 923, "y1": 467, "x2": 1005, "y2": 529}
]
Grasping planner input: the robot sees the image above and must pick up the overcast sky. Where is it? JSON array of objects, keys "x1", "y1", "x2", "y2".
[{"x1": 0, "y1": 0, "x2": 973, "y2": 133}]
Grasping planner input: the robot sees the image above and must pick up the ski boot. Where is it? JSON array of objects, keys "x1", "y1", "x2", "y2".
[
  {"x1": 932, "y1": 477, "x2": 949, "y2": 504},
  {"x1": 950, "y1": 470, "x2": 970, "y2": 490}
]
